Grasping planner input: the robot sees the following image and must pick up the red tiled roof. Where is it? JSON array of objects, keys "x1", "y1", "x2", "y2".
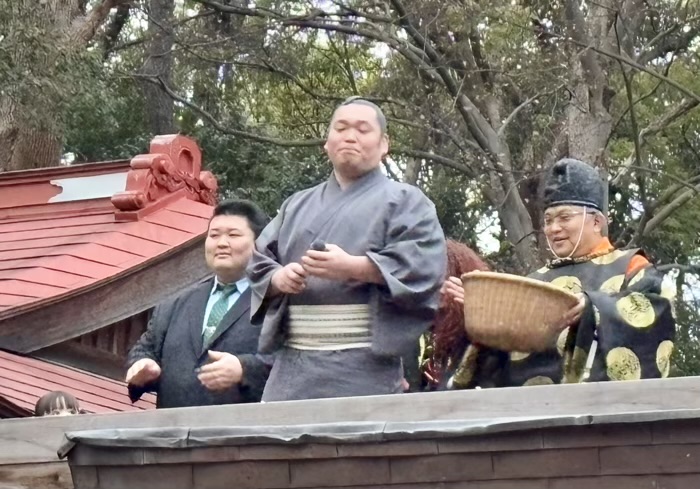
[
  {"x1": 0, "y1": 350, "x2": 155, "y2": 416},
  {"x1": 0, "y1": 135, "x2": 218, "y2": 321}
]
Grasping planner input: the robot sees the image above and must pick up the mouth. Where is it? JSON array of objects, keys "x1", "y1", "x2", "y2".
[{"x1": 214, "y1": 253, "x2": 231, "y2": 258}]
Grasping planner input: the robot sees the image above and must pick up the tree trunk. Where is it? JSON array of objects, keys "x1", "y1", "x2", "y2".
[
  {"x1": 0, "y1": 0, "x2": 128, "y2": 171},
  {"x1": 402, "y1": 157, "x2": 421, "y2": 185},
  {"x1": 0, "y1": 108, "x2": 62, "y2": 171},
  {"x1": 139, "y1": 0, "x2": 176, "y2": 136}
]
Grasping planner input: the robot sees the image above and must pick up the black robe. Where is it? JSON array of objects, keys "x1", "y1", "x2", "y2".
[{"x1": 456, "y1": 248, "x2": 676, "y2": 388}]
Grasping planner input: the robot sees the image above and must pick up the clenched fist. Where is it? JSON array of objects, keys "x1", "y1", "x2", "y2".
[{"x1": 271, "y1": 262, "x2": 307, "y2": 295}]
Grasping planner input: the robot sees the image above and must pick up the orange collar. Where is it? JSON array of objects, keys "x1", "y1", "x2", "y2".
[
  {"x1": 549, "y1": 238, "x2": 615, "y2": 268},
  {"x1": 591, "y1": 238, "x2": 615, "y2": 255}
]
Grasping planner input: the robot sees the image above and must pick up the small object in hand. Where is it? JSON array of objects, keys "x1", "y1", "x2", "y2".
[{"x1": 311, "y1": 240, "x2": 327, "y2": 252}]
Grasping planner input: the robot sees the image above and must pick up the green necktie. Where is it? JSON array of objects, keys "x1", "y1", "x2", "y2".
[{"x1": 202, "y1": 283, "x2": 238, "y2": 344}]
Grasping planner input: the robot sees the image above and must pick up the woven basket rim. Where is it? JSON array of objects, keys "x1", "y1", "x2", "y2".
[{"x1": 460, "y1": 270, "x2": 580, "y2": 305}]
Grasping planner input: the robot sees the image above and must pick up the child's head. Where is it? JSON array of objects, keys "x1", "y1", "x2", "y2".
[{"x1": 34, "y1": 391, "x2": 81, "y2": 416}]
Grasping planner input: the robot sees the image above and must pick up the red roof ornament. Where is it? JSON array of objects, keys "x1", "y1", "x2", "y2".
[{"x1": 112, "y1": 135, "x2": 218, "y2": 221}]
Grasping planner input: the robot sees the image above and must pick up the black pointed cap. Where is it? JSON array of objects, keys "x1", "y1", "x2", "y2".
[{"x1": 543, "y1": 158, "x2": 606, "y2": 212}]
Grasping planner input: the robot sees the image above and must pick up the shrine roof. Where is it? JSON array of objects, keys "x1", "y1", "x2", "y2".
[
  {"x1": 0, "y1": 349, "x2": 155, "y2": 417},
  {"x1": 0, "y1": 135, "x2": 218, "y2": 351}
]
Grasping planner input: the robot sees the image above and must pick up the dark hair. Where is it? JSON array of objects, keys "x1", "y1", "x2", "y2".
[
  {"x1": 211, "y1": 199, "x2": 268, "y2": 238},
  {"x1": 333, "y1": 96, "x2": 387, "y2": 133},
  {"x1": 35, "y1": 391, "x2": 80, "y2": 416}
]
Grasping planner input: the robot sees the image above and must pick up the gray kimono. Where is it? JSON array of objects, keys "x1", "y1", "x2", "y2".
[{"x1": 247, "y1": 168, "x2": 447, "y2": 401}]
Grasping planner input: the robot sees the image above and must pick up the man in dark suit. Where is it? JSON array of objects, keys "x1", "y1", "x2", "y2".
[{"x1": 126, "y1": 200, "x2": 271, "y2": 408}]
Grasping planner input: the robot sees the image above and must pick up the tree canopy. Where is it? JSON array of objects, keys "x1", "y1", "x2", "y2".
[{"x1": 1, "y1": 0, "x2": 699, "y2": 374}]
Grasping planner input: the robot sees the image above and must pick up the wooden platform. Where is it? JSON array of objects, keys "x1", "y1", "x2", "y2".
[{"x1": 3, "y1": 377, "x2": 700, "y2": 488}]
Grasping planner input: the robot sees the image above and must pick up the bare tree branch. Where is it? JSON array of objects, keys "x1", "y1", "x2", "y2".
[
  {"x1": 133, "y1": 75, "x2": 473, "y2": 180},
  {"x1": 656, "y1": 263, "x2": 700, "y2": 275},
  {"x1": 611, "y1": 98, "x2": 700, "y2": 185},
  {"x1": 614, "y1": 13, "x2": 648, "y2": 240},
  {"x1": 73, "y1": 0, "x2": 131, "y2": 44},
  {"x1": 134, "y1": 74, "x2": 325, "y2": 147},
  {"x1": 637, "y1": 181, "x2": 700, "y2": 241},
  {"x1": 391, "y1": 148, "x2": 475, "y2": 176},
  {"x1": 497, "y1": 87, "x2": 562, "y2": 138},
  {"x1": 389, "y1": 0, "x2": 496, "y2": 153},
  {"x1": 108, "y1": 11, "x2": 217, "y2": 54},
  {"x1": 638, "y1": 16, "x2": 700, "y2": 64},
  {"x1": 101, "y1": 3, "x2": 130, "y2": 57},
  {"x1": 552, "y1": 32, "x2": 700, "y2": 104}
]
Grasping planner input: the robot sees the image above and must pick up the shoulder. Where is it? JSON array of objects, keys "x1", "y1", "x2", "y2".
[
  {"x1": 162, "y1": 277, "x2": 214, "y2": 311},
  {"x1": 288, "y1": 181, "x2": 326, "y2": 204},
  {"x1": 382, "y1": 180, "x2": 435, "y2": 210}
]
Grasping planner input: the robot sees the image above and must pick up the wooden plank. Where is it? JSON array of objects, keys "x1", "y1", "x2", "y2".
[
  {"x1": 0, "y1": 238, "x2": 207, "y2": 352},
  {"x1": 3, "y1": 376, "x2": 700, "y2": 467},
  {"x1": 32, "y1": 336, "x2": 126, "y2": 380}
]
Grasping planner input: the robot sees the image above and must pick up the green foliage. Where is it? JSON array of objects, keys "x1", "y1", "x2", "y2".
[{"x1": 3, "y1": 0, "x2": 699, "y2": 374}]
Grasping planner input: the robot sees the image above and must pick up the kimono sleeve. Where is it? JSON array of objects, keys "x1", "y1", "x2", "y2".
[
  {"x1": 366, "y1": 187, "x2": 447, "y2": 309},
  {"x1": 366, "y1": 187, "x2": 447, "y2": 357},
  {"x1": 567, "y1": 264, "x2": 676, "y2": 382},
  {"x1": 247, "y1": 199, "x2": 289, "y2": 320},
  {"x1": 246, "y1": 198, "x2": 290, "y2": 353}
]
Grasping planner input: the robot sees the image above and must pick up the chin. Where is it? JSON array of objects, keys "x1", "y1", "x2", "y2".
[{"x1": 551, "y1": 244, "x2": 573, "y2": 256}]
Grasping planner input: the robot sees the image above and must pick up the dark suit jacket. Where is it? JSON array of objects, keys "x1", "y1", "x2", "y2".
[{"x1": 126, "y1": 278, "x2": 271, "y2": 408}]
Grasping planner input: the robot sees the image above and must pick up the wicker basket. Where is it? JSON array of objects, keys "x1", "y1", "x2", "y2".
[{"x1": 461, "y1": 271, "x2": 580, "y2": 352}]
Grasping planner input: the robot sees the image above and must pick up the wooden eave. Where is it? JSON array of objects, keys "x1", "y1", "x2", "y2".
[{"x1": 0, "y1": 235, "x2": 209, "y2": 353}]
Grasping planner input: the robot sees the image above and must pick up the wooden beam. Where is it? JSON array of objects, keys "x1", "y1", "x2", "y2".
[
  {"x1": 0, "y1": 238, "x2": 209, "y2": 353},
  {"x1": 3, "y1": 376, "x2": 700, "y2": 467},
  {"x1": 34, "y1": 341, "x2": 128, "y2": 381}
]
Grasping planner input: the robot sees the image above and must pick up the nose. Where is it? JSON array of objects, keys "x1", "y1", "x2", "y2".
[
  {"x1": 216, "y1": 235, "x2": 230, "y2": 248},
  {"x1": 343, "y1": 128, "x2": 358, "y2": 142},
  {"x1": 549, "y1": 220, "x2": 563, "y2": 233}
]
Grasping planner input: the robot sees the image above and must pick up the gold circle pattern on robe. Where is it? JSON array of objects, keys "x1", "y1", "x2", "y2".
[
  {"x1": 600, "y1": 274, "x2": 625, "y2": 294},
  {"x1": 591, "y1": 249, "x2": 626, "y2": 265},
  {"x1": 556, "y1": 328, "x2": 569, "y2": 356},
  {"x1": 615, "y1": 292, "x2": 656, "y2": 329},
  {"x1": 629, "y1": 269, "x2": 645, "y2": 287},
  {"x1": 656, "y1": 340, "x2": 674, "y2": 378},
  {"x1": 563, "y1": 346, "x2": 589, "y2": 384},
  {"x1": 511, "y1": 351, "x2": 531, "y2": 362},
  {"x1": 660, "y1": 280, "x2": 678, "y2": 319},
  {"x1": 606, "y1": 347, "x2": 642, "y2": 381},
  {"x1": 523, "y1": 376, "x2": 554, "y2": 386},
  {"x1": 551, "y1": 276, "x2": 583, "y2": 294}
]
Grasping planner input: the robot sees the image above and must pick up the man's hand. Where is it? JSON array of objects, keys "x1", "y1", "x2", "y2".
[
  {"x1": 555, "y1": 293, "x2": 587, "y2": 332},
  {"x1": 271, "y1": 262, "x2": 307, "y2": 295},
  {"x1": 197, "y1": 350, "x2": 243, "y2": 392},
  {"x1": 302, "y1": 244, "x2": 358, "y2": 282},
  {"x1": 125, "y1": 358, "x2": 161, "y2": 386},
  {"x1": 441, "y1": 276, "x2": 464, "y2": 305}
]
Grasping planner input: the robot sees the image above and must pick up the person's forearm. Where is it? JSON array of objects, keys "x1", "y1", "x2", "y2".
[{"x1": 349, "y1": 256, "x2": 385, "y2": 285}]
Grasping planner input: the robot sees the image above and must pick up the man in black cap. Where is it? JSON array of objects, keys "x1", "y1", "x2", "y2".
[{"x1": 442, "y1": 158, "x2": 676, "y2": 387}]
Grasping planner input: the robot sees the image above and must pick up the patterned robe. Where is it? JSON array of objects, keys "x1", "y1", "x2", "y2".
[{"x1": 465, "y1": 247, "x2": 676, "y2": 387}]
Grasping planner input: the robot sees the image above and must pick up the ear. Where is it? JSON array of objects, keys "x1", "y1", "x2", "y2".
[
  {"x1": 380, "y1": 134, "x2": 389, "y2": 159},
  {"x1": 323, "y1": 140, "x2": 329, "y2": 154}
]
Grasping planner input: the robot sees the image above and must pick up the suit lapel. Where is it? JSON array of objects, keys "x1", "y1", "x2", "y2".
[
  {"x1": 189, "y1": 279, "x2": 215, "y2": 357},
  {"x1": 201, "y1": 288, "x2": 251, "y2": 355}
]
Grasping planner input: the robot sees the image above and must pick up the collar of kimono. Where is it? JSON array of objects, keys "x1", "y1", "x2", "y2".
[
  {"x1": 548, "y1": 237, "x2": 614, "y2": 268},
  {"x1": 331, "y1": 166, "x2": 383, "y2": 190}
]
